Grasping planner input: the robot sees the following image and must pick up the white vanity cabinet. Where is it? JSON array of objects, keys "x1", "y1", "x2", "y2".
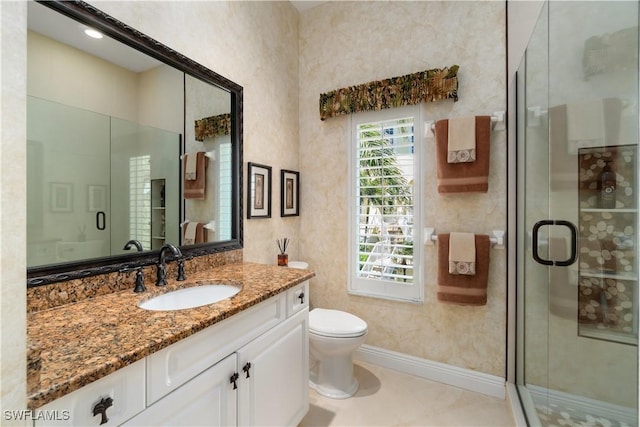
[
  {"x1": 34, "y1": 281, "x2": 310, "y2": 427},
  {"x1": 33, "y1": 359, "x2": 146, "y2": 427}
]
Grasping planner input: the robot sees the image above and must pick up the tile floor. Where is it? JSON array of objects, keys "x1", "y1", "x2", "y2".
[{"x1": 298, "y1": 361, "x2": 515, "y2": 427}]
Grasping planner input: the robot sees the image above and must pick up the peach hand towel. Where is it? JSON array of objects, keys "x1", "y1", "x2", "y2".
[
  {"x1": 185, "y1": 153, "x2": 198, "y2": 180},
  {"x1": 182, "y1": 221, "x2": 207, "y2": 244},
  {"x1": 447, "y1": 116, "x2": 476, "y2": 163},
  {"x1": 183, "y1": 152, "x2": 208, "y2": 200},
  {"x1": 437, "y1": 233, "x2": 490, "y2": 306},
  {"x1": 435, "y1": 116, "x2": 491, "y2": 193},
  {"x1": 448, "y1": 232, "x2": 476, "y2": 275}
]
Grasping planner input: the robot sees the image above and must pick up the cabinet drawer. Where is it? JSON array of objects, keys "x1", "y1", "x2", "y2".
[
  {"x1": 34, "y1": 358, "x2": 145, "y2": 427},
  {"x1": 286, "y1": 280, "x2": 309, "y2": 317},
  {"x1": 146, "y1": 294, "x2": 285, "y2": 405}
]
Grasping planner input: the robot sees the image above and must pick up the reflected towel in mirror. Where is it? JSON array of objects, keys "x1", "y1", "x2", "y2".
[
  {"x1": 183, "y1": 152, "x2": 208, "y2": 199},
  {"x1": 182, "y1": 221, "x2": 207, "y2": 245}
]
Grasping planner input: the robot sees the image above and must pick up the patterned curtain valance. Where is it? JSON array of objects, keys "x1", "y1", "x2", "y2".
[
  {"x1": 194, "y1": 113, "x2": 231, "y2": 141},
  {"x1": 319, "y1": 65, "x2": 459, "y2": 121}
]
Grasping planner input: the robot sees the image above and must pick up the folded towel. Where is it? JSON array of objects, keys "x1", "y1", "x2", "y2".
[
  {"x1": 183, "y1": 152, "x2": 208, "y2": 200},
  {"x1": 435, "y1": 116, "x2": 491, "y2": 193},
  {"x1": 549, "y1": 100, "x2": 623, "y2": 191},
  {"x1": 563, "y1": 98, "x2": 622, "y2": 154},
  {"x1": 447, "y1": 116, "x2": 476, "y2": 163},
  {"x1": 182, "y1": 221, "x2": 207, "y2": 245},
  {"x1": 448, "y1": 232, "x2": 476, "y2": 275},
  {"x1": 437, "y1": 233, "x2": 490, "y2": 306},
  {"x1": 566, "y1": 99, "x2": 605, "y2": 142},
  {"x1": 185, "y1": 153, "x2": 198, "y2": 181}
]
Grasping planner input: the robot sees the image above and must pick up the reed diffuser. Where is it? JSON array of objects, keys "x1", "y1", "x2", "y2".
[{"x1": 276, "y1": 238, "x2": 289, "y2": 266}]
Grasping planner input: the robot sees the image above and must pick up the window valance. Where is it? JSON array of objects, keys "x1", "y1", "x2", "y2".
[
  {"x1": 194, "y1": 113, "x2": 231, "y2": 141},
  {"x1": 319, "y1": 65, "x2": 459, "y2": 121}
]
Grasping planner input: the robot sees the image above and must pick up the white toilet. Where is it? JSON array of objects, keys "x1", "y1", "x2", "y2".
[
  {"x1": 308, "y1": 308, "x2": 368, "y2": 399},
  {"x1": 287, "y1": 261, "x2": 368, "y2": 399}
]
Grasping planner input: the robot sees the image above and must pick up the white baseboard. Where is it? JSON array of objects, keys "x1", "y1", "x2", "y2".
[{"x1": 354, "y1": 344, "x2": 506, "y2": 399}]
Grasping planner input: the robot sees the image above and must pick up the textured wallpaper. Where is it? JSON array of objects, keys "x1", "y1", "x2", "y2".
[{"x1": 298, "y1": 1, "x2": 507, "y2": 377}]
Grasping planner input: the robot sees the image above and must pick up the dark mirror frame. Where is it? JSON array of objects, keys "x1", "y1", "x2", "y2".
[{"x1": 27, "y1": 0, "x2": 243, "y2": 287}]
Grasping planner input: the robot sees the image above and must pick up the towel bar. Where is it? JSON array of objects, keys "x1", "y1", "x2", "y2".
[
  {"x1": 180, "y1": 220, "x2": 216, "y2": 231},
  {"x1": 424, "y1": 228, "x2": 505, "y2": 249},
  {"x1": 426, "y1": 111, "x2": 505, "y2": 136},
  {"x1": 180, "y1": 150, "x2": 216, "y2": 160}
]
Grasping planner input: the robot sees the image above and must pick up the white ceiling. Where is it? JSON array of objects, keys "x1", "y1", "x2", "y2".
[{"x1": 27, "y1": 1, "x2": 162, "y2": 73}]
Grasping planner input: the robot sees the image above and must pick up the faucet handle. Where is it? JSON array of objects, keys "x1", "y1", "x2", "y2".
[
  {"x1": 119, "y1": 266, "x2": 146, "y2": 293},
  {"x1": 177, "y1": 258, "x2": 187, "y2": 281},
  {"x1": 133, "y1": 269, "x2": 146, "y2": 293},
  {"x1": 156, "y1": 262, "x2": 167, "y2": 287}
]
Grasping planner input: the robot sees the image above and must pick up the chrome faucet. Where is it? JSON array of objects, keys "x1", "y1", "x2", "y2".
[
  {"x1": 123, "y1": 239, "x2": 143, "y2": 251},
  {"x1": 156, "y1": 243, "x2": 185, "y2": 286}
]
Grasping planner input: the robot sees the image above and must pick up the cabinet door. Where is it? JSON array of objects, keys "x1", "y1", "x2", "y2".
[
  {"x1": 123, "y1": 354, "x2": 237, "y2": 427},
  {"x1": 237, "y1": 308, "x2": 309, "y2": 427}
]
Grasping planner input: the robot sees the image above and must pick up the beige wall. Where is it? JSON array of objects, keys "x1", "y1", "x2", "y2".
[
  {"x1": 1, "y1": 1, "x2": 27, "y2": 422},
  {"x1": 1, "y1": 0, "x2": 300, "y2": 416},
  {"x1": 299, "y1": 1, "x2": 507, "y2": 376}
]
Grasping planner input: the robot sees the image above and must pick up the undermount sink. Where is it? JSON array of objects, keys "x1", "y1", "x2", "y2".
[{"x1": 138, "y1": 284, "x2": 241, "y2": 311}]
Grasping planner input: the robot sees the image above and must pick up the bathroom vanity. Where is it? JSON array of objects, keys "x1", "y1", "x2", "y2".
[{"x1": 27, "y1": 263, "x2": 312, "y2": 426}]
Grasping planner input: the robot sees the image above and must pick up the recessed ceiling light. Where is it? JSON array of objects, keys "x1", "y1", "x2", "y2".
[{"x1": 84, "y1": 28, "x2": 103, "y2": 39}]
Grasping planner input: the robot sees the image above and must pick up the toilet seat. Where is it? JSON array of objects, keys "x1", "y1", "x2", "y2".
[{"x1": 309, "y1": 308, "x2": 367, "y2": 338}]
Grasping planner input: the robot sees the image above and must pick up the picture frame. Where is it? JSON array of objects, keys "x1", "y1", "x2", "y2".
[
  {"x1": 49, "y1": 182, "x2": 73, "y2": 213},
  {"x1": 247, "y1": 162, "x2": 272, "y2": 219},
  {"x1": 280, "y1": 169, "x2": 300, "y2": 217},
  {"x1": 87, "y1": 185, "x2": 107, "y2": 212}
]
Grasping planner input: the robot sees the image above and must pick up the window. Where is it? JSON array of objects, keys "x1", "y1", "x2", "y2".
[
  {"x1": 218, "y1": 141, "x2": 232, "y2": 241},
  {"x1": 348, "y1": 105, "x2": 423, "y2": 302},
  {"x1": 129, "y1": 155, "x2": 151, "y2": 250}
]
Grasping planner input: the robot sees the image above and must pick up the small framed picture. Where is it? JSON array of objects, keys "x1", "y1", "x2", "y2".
[
  {"x1": 49, "y1": 182, "x2": 73, "y2": 213},
  {"x1": 248, "y1": 162, "x2": 272, "y2": 219},
  {"x1": 281, "y1": 169, "x2": 299, "y2": 217},
  {"x1": 87, "y1": 185, "x2": 107, "y2": 212}
]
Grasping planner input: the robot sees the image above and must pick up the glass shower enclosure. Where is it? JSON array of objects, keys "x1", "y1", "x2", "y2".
[{"x1": 517, "y1": 1, "x2": 639, "y2": 426}]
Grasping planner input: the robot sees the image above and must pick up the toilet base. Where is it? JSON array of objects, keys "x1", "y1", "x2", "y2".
[
  {"x1": 309, "y1": 357, "x2": 359, "y2": 399},
  {"x1": 309, "y1": 372, "x2": 359, "y2": 399}
]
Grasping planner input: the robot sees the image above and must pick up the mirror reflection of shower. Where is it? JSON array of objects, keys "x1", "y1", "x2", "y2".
[{"x1": 26, "y1": 96, "x2": 180, "y2": 267}]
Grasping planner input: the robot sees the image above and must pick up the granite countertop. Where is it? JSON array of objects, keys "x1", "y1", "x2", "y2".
[{"x1": 26, "y1": 262, "x2": 314, "y2": 409}]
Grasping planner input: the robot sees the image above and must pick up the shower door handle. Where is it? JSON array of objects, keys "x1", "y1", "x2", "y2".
[
  {"x1": 532, "y1": 220, "x2": 578, "y2": 267},
  {"x1": 96, "y1": 211, "x2": 106, "y2": 231}
]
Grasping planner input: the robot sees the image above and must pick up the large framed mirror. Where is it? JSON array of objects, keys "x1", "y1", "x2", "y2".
[{"x1": 27, "y1": 0, "x2": 243, "y2": 286}]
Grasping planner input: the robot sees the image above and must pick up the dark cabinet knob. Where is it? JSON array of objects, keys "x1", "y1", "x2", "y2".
[
  {"x1": 298, "y1": 292, "x2": 305, "y2": 304},
  {"x1": 242, "y1": 362, "x2": 251, "y2": 379},
  {"x1": 230, "y1": 372, "x2": 239, "y2": 390},
  {"x1": 92, "y1": 397, "x2": 113, "y2": 425}
]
